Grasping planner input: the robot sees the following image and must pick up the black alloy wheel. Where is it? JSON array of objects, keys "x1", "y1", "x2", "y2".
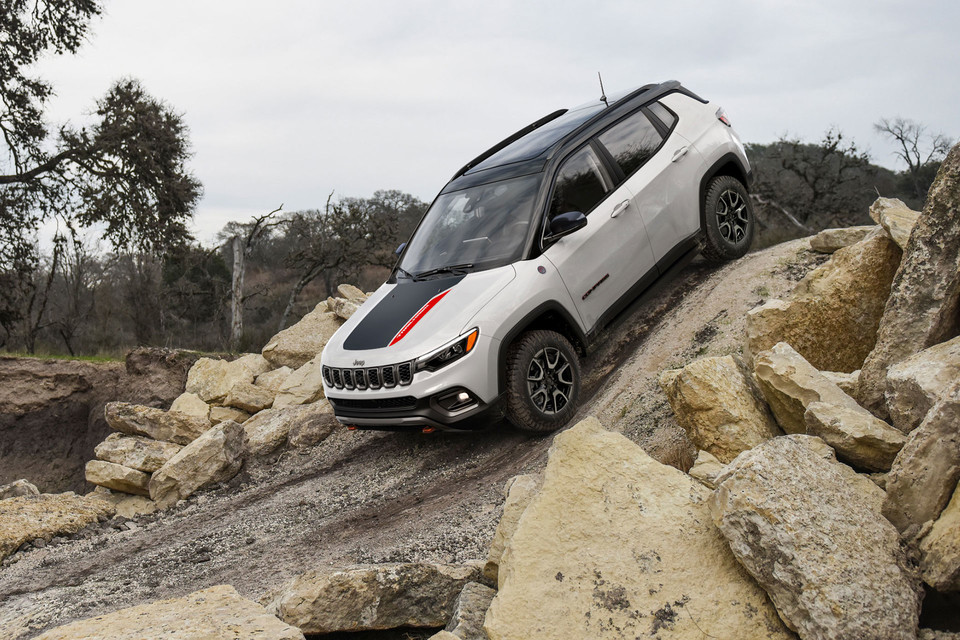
[
  {"x1": 504, "y1": 329, "x2": 581, "y2": 433},
  {"x1": 701, "y1": 175, "x2": 755, "y2": 263}
]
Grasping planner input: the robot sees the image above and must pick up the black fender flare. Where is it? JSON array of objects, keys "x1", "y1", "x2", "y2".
[{"x1": 496, "y1": 301, "x2": 586, "y2": 394}]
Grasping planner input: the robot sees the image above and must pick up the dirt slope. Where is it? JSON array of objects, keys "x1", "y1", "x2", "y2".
[
  {"x1": 0, "y1": 349, "x2": 198, "y2": 494},
  {"x1": 0, "y1": 239, "x2": 825, "y2": 639}
]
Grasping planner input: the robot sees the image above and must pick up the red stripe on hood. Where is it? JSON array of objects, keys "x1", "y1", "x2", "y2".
[{"x1": 388, "y1": 288, "x2": 452, "y2": 346}]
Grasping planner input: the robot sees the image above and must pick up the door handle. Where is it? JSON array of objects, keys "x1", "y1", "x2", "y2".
[
  {"x1": 671, "y1": 146, "x2": 689, "y2": 162},
  {"x1": 610, "y1": 199, "x2": 630, "y2": 218}
]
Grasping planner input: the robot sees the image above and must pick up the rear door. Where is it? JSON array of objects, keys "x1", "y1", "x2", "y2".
[
  {"x1": 596, "y1": 103, "x2": 702, "y2": 265},
  {"x1": 542, "y1": 144, "x2": 657, "y2": 332}
]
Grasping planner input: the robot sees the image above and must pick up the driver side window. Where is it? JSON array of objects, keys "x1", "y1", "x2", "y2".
[{"x1": 548, "y1": 146, "x2": 611, "y2": 221}]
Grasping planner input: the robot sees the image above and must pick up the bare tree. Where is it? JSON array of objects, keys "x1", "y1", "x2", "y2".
[
  {"x1": 50, "y1": 236, "x2": 102, "y2": 355},
  {"x1": 874, "y1": 117, "x2": 953, "y2": 200},
  {"x1": 224, "y1": 205, "x2": 283, "y2": 351}
]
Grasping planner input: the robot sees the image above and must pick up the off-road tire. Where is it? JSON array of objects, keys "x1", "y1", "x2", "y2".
[
  {"x1": 504, "y1": 329, "x2": 581, "y2": 433},
  {"x1": 701, "y1": 175, "x2": 754, "y2": 263}
]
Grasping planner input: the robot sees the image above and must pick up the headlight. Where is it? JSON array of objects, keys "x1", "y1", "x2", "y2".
[{"x1": 415, "y1": 328, "x2": 479, "y2": 373}]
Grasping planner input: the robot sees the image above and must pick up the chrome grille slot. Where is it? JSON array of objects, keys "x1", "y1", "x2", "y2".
[
  {"x1": 367, "y1": 368, "x2": 380, "y2": 389},
  {"x1": 322, "y1": 366, "x2": 333, "y2": 387},
  {"x1": 332, "y1": 368, "x2": 343, "y2": 389},
  {"x1": 342, "y1": 369, "x2": 355, "y2": 389},
  {"x1": 382, "y1": 365, "x2": 396, "y2": 388},
  {"x1": 354, "y1": 369, "x2": 367, "y2": 390},
  {"x1": 398, "y1": 362, "x2": 412, "y2": 385}
]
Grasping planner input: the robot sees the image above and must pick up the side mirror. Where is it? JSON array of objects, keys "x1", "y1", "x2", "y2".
[
  {"x1": 545, "y1": 211, "x2": 587, "y2": 242},
  {"x1": 395, "y1": 242, "x2": 407, "y2": 256}
]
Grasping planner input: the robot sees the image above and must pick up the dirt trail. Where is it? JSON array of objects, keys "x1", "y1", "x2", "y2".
[{"x1": 0, "y1": 239, "x2": 823, "y2": 639}]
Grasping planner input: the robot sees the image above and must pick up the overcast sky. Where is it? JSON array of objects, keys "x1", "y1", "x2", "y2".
[{"x1": 33, "y1": 0, "x2": 959, "y2": 244}]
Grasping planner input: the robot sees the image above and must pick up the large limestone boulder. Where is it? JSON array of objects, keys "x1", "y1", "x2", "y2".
[
  {"x1": 883, "y1": 379, "x2": 960, "y2": 533},
  {"x1": 105, "y1": 401, "x2": 210, "y2": 445},
  {"x1": 149, "y1": 421, "x2": 245, "y2": 509},
  {"x1": 754, "y1": 344, "x2": 904, "y2": 470},
  {"x1": 330, "y1": 297, "x2": 361, "y2": 321},
  {"x1": 445, "y1": 581, "x2": 496, "y2": 640},
  {"x1": 821, "y1": 369, "x2": 860, "y2": 395},
  {"x1": 273, "y1": 356, "x2": 325, "y2": 408},
  {"x1": 659, "y1": 355, "x2": 781, "y2": 463},
  {"x1": 262, "y1": 303, "x2": 342, "y2": 369},
  {"x1": 84, "y1": 460, "x2": 151, "y2": 496},
  {"x1": 94, "y1": 433, "x2": 182, "y2": 473},
  {"x1": 790, "y1": 434, "x2": 887, "y2": 514},
  {"x1": 243, "y1": 401, "x2": 337, "y2": 456},
  {"x1": 0, "y1": 493, "x2": 114, "y2": 562},
  {"x1": 170, "y1": 392, "x2": 211, "y2": 421},
  {"x1": 858, "y1": 143, "x2": 960, "y2": 417},
  {"x1": 262, "y1": 563, "x2": 483, "y2": 634},
  {"x1": 886, "y1": 335, "x2": 960, "y2": 432},
  {"x1": 33, "y1": 585, "x2": 304, "y2": 640},
  {"x1": 483, "y1": 474, "x2": 540, "y2": 584},
  {"x1": 919, "y1": 482, "x2": 960, "y2": 592},
  {"x1": 754, "y1": 342, "x2": 870, "y2": 433},
  {"x1": 808, "y1": 225, "x2": 877, "y2": 253},
  {"x1": 254, "y1": 366, "x2": 293, "y2": 393},
  {"x1": 337, "y1": 283, "x2": 367, "y2": 302},
  {"x1": 804, "y1": 401, "x2": 906, "y2": 472},
  {"x1": 708, "y1": 435, "x2": 922, "y2": 639},
  {"x1": 0, "y1": 479, "x2": 40, "y2": 500},
  {"x1": 89, "y1": 486, "x2": 158, "y2": 518},
  {"x1": 745, "y1": 227, "x2": 901, "y2": 373},
  {"x1": 869, "y1": 196, "x2": 921, "y2": 249},
  {"x1": 185, "y1": 354, "x2": 270, "y2": 405},
  {"x1": 210, "y1": 405, "x2": 251, "y2": 425},
  {"x1": 484, "y1": 417, "x2": 792, "y2": 640},
  {"x1": 224, "y1": 381, "x2": 275, "y2": 413}
]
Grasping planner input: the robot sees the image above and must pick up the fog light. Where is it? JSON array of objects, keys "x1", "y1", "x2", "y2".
[{"x1": 436, "y1": 388, "x2": 479, "y2": 414}]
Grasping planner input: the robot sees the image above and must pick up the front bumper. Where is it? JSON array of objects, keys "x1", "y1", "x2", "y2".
[{"x1": 327, "y1": 390, "x2": 504, "y2": 431}]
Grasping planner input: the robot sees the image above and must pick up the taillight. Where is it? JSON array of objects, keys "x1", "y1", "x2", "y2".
[{"x1": 716, "y1": 107, "x2": 731, "y2": 127}]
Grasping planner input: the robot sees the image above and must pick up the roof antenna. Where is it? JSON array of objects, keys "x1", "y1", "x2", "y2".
[{"x1": 598, "y1": 72, "x2": 609, "y2": 107}]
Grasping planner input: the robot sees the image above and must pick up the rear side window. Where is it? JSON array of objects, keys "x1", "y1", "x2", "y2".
[
  {"x1": 597, "y1": 110, "x2": 663, "y2": 178},
  {"x1": 647, "y1": 101, "x2": 677, "y2": 130},
  {"x1": 548, "y1": 146, "x2": 611, "y2": 219}
]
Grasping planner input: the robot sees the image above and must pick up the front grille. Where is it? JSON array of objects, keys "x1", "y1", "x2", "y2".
[
  {"x1": 322, "y1": 361, "x2": 415, "y2": 391},
  {"x1": 328, "y1": 396, "x2": 418, "y2": 411},
  {"x1": 382, "y1": 365, "x2": 396, "y2": 388}
]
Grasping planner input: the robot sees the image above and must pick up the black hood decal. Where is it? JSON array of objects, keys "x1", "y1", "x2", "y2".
[{"x1": 343, "y1": 275, "x2": 465, "y2": 351}]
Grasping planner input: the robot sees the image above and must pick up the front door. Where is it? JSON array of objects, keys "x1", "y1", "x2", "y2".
[{"x1": 542, "y1": 144, "x2": 657, "y2": 332}]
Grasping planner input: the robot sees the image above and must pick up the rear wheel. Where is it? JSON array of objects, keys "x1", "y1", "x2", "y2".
[
  {"x1": 701, "y1": 175, "x2": 754, "y2": 263},
  {"x1": 504, "y1": 330, "x2": 581, "y2": 433}
]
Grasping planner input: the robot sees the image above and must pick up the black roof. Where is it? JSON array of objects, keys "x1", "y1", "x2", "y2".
[{"x1": 442, "y1": 80, "x2": 693, "y2": 193}]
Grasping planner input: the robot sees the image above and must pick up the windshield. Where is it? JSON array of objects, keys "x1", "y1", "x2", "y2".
[{"x1": 399, "y1": 174, "x2": 541, "y2": 277}]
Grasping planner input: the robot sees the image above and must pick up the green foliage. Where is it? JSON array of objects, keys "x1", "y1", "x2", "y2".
[
  {"x1": 746, "y1": 129, "x2": 899, "y2": 247},
  {"x1": 162, "y1": 245, "x2": 231, "y2": 324}
]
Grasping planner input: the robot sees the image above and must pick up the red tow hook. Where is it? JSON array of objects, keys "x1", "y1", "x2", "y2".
[{"x1": 422, "y1": 427, "x2": 436, "y2": 434}]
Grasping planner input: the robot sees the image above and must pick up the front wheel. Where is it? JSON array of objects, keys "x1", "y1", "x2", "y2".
[
  {"x1": 701, "y1": 175, "x2": 755, "y2": 263},
  {"x1": 504, "y1": 330, "x2": 581, "y2": 433}
]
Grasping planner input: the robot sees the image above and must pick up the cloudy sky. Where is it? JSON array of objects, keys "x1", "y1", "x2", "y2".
[{"x1": 34, "y1": 0, "x2": 959, "y2": 244}]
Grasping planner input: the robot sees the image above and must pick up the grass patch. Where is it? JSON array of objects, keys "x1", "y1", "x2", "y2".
[{"x1": 0, "y1": 350, "x2": 124, "y2": 363}]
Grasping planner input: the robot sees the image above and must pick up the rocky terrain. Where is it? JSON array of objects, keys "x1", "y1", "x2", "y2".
[{"x1": 1, "y1": 143, "x2": 959, "y2": 639}]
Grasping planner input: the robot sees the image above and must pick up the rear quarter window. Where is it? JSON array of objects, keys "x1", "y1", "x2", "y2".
[{"x1": 596, "y1": 110, "x2": 663, "y2": 178}]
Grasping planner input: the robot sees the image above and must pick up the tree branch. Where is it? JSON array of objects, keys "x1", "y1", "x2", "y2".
[{"x1": 0, "y1": 147, "x2": 78, "y2": 184}]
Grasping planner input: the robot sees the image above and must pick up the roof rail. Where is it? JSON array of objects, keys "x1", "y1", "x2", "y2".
[{"x1": 452, "y1": 109, "x2": 568, "y2": 179}]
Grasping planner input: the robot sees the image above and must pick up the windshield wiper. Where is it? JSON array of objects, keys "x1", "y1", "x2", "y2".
[
  {"x1": 395, "y1": 266, "x2": 416, "y2": 280},
  {"x1": 414, "y1": 263, "x2": 475, "y2": 280}
]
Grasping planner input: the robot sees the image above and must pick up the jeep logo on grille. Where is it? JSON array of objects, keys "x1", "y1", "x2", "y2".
[{"x1": 353, "y1": 360, "x2": 365, "y2": 367}]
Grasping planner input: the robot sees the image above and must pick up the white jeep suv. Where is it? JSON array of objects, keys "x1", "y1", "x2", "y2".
[{"x1": 321, "y1": 80, "x2": 754, "y2": 432}]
